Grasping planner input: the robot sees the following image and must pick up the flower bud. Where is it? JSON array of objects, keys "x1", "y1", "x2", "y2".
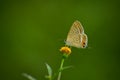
[{"x1": 60, "y1": 46, "x2": 71, "y2": 55}]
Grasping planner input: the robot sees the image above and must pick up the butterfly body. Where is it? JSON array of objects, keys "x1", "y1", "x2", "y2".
[{"x1": 66, "y1": 20, "x2": 88, "y2": 48}]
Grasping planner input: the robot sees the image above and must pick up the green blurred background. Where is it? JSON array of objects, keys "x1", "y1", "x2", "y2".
[{"x1": 1, "y1": 0, "x2": 120, "y2": 80}]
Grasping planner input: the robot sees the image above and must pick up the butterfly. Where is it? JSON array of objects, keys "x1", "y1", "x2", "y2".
[{"x1": 65, "y1": 20, "x2": 88, "y2": 48}]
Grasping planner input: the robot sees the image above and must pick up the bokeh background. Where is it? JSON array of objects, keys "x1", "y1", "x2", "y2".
[{"x1": 1, "y1": 0, "x2": 120, "y2": 80}]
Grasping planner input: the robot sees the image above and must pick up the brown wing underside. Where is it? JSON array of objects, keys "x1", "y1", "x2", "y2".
[{"x1": 66, "y1": 21, "x2": 84, "y2": 48}]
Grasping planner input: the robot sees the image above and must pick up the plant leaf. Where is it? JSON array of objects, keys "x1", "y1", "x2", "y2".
[
  {"x1": 62, "y1": 65, "x2": 73, "y2": 71},
  {"x1": 22, "y1": 73, "x2": 36, "y2": 80},
  {"x1": 45, "y1": 63, "x2": 52, "y2": 77}
]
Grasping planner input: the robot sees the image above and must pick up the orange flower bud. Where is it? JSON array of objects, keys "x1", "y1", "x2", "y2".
[{"x1": 60, "y1": 46, "x2": 71, "y2": 55}]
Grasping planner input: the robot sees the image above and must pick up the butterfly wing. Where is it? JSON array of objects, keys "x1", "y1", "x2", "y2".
[
  {"x1": 66, "y1": 20, "x2": 84, "y2": 48},
  {"x1": 81, "y1": 34, "x2": 88, "y2": 48}
]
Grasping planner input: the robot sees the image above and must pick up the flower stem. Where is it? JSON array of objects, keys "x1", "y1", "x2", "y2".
[{"x1": 57, "y1": 57, "x2": 65, "y2": 80}]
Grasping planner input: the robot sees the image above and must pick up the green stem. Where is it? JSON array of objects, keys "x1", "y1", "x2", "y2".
[{"x1": 57, "y1": 58, "x2": 65, "y2": 80}]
